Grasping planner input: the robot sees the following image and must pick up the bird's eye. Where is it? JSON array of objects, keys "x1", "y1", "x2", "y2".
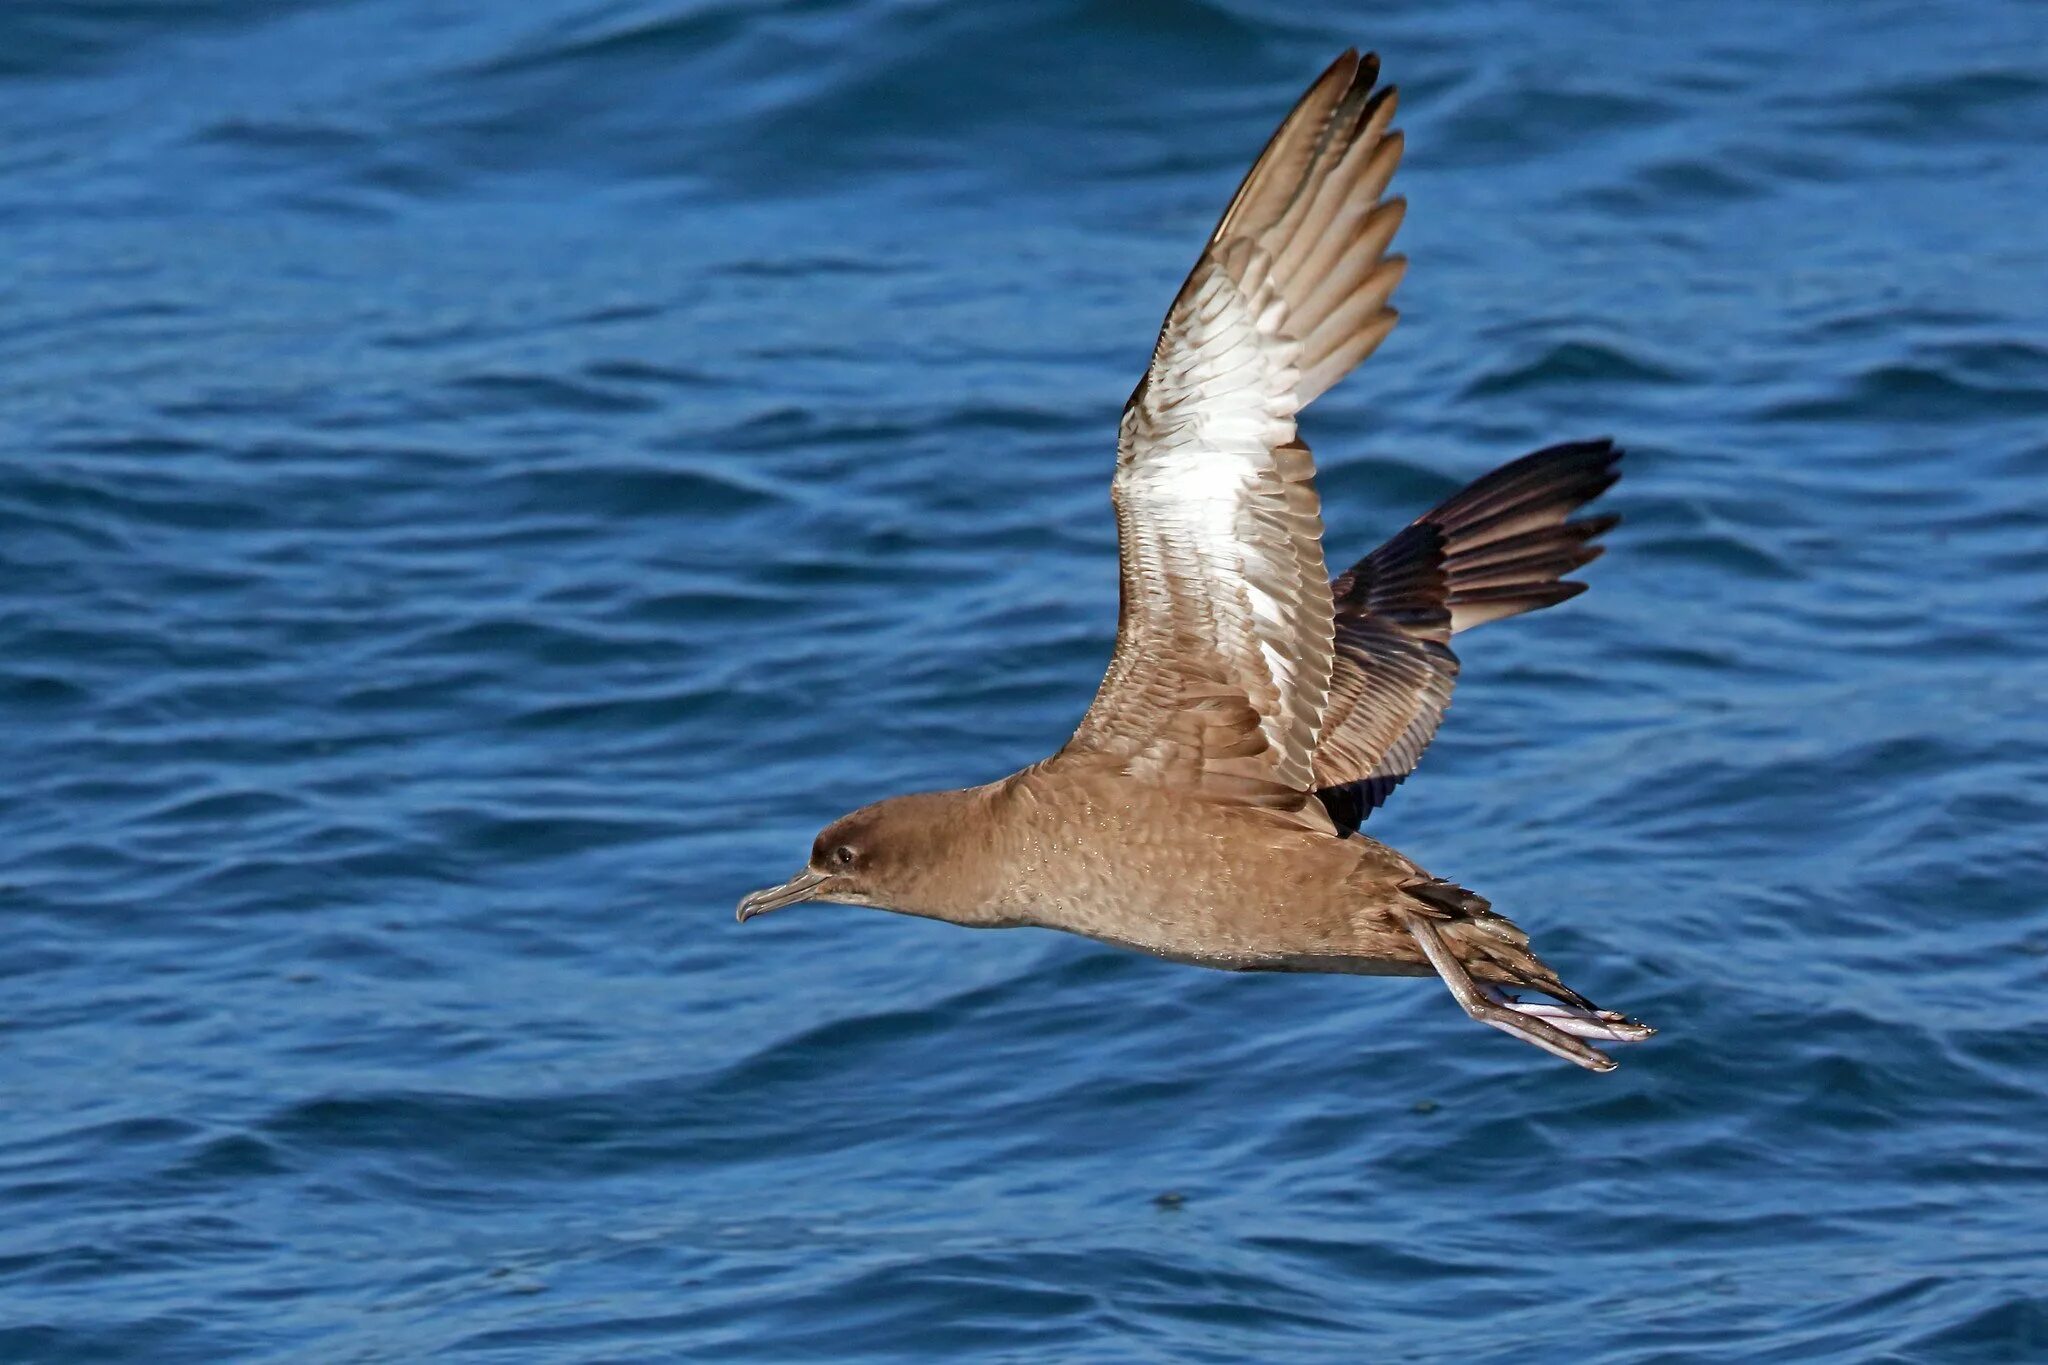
[{"x1": 832, "y1": 845, "x2": 857, "y2": 868}]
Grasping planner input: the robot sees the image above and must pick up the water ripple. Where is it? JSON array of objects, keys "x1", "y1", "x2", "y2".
[{"x1": 4, "y1": 1, "x2": 2047, "y2": 1361}]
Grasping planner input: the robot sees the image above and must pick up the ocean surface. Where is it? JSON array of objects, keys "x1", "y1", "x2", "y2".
[{"x1": 5, "y1": 2, "x2": 2047, "y2": 1360}]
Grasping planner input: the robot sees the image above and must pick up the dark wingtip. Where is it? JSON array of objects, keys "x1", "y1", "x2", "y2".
[{"x1": 1319, "y1": 49, "x2": 1364, "y2": 89}]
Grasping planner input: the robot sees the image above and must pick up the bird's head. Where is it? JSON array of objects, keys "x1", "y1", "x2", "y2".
[{"x1": 736, "y1": 788, "x2": 1008, "y2": 927}]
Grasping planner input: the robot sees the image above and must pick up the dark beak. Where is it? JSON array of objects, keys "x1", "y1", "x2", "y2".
[{"x1": 736, "y1": 869, "x2": 832, "y2": 923}]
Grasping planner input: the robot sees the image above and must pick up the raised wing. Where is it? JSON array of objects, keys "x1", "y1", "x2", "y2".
[
  {"x1": 1313, "y1": 440, "x2": 1623, "y2": 833},
  {"x1": 1063, "y1": 51, "x2": 1407, "y2": 824}
]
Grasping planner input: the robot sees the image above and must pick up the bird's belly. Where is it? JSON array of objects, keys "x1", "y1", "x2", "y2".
[
  {"x1": 1079, "y1": 932, "x2": 1432, "y2": 977},
  {"x1": 1000, "y1": 815, "x2": 1417, "y2": 969}
]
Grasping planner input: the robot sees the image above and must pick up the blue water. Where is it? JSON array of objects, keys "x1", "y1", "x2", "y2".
[{"x1": 5, "y1": 1, "x2": 2047, "y2": 1359}]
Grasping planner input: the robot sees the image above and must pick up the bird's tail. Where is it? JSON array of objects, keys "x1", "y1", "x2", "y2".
[
  {"x1": 1399, "y1": 878, "x2": 1656, "y2": 1068},
  {"x1": 1400, "y1": 877, "x2": 1595, "y2": 1005}
]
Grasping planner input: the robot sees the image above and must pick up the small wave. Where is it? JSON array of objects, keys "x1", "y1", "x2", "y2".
[
  {"x1": 1463, "y1": 340, "x2": 1686, "y2": 397},
  {"x1": 1430, "y1": 84, "x2": 1683, "y2": 167},
  {"x1": 1631, "y1": 529, "x2": 1801, "y2": 581},
  {"x1": 485, "y1": 459, "x2": 784, "y2": 519},
  {"x1": 1586, "y1": 154, "x2": 1771, "y2": 213},
  {"x1": 0, "y1": 0, "x2": 326, "y2": 78},
  {"x1": 1763, "y1": 356, "x2": 2048, "y2": 423},
  {"x1": 445, "y1": 372, "x2": 658, "y2": 417},
  {"x1": 1796, "y1": 68, "x2": 2048, "y2": 143}
]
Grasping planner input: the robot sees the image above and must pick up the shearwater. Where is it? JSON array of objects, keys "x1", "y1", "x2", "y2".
[{"x1": 739, "y1": 50, "x2": 1653, "y2": 1071}]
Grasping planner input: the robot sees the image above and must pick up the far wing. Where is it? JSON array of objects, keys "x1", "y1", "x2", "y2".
[{"x1": 1314, "y1": 441, "x2": 1623, "y2": 833}]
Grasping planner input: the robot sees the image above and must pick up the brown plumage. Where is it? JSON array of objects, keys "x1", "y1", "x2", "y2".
[
  {"x1": 1315, "y1": 438, "x2": 1623, "y2": 833},
  {"x1": 738, "y1": 52, "x2": 1653, "y2": 1071}
]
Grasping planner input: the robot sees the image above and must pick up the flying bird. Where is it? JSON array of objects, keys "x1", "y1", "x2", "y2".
[{"x1": 738, "y1": 51, "x2": 1652, "y2": 1071}]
